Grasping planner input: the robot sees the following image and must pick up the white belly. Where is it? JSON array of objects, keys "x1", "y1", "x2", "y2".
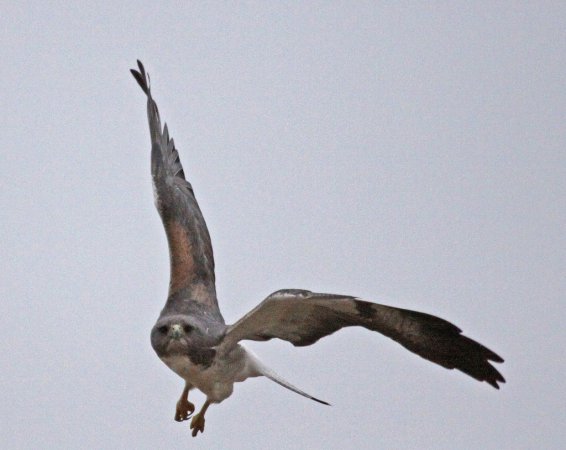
[{"x1": 160, "y1": 345, "x2": 261, "y2": 403}]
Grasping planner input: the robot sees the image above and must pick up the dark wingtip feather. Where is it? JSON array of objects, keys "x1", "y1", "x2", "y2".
[
  {"x1": 130, "y1": 60, "x2": 150, "y2": 95},
  {"x1": 130, "y1": 70, "x2": 148, "y2": 95},
  {"x1": 490, "y1": 353, "x2": 504, "y2": 364},
  {"x1": 487, "y1": 371, "x2": 506, "y2": 389},
  {"x1": 443, "y1": 335, "x2": 505, "y2": 389},
  {"x1": 137, "y1": 59, "x2": 145, "y2": 76},
  {"x1": 368, "y1": 304, "x2": 506, "y2": 389}
]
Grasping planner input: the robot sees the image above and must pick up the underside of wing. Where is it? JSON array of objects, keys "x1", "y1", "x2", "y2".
[
  {"x1": 220, "y1": 289, "x2": 505, "y2": 389},
  {"x1": 131, "y1": 61, "x2": 222, "y2": 321}
]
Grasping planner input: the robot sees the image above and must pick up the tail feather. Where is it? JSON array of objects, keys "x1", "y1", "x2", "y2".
[
  {"x1": 241, "y1": 346, "x2": 329, "y2": 405},
  {"x1": 261, "y1": 366, "x2": 330, "y2": 406}
]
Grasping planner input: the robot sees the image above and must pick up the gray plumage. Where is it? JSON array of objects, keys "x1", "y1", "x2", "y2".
[{"x1": 131, "y1": 60, "x2": 505, "y2": 437}]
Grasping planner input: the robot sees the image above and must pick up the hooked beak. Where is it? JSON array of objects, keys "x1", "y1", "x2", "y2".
[{"x1": 170, "y1": 324, "x2": 183, "y2": 340}]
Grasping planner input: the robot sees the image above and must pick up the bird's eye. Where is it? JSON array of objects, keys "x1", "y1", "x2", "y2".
[
  {"x1": 158, "y1": 325, "x2": 168, "y2": 334},
  {"x1": 183, "y1": 324, "x2": 193, "y2": 334}
]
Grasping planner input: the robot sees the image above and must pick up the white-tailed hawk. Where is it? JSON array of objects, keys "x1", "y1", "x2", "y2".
[{"x1": 131, "y1": 61, "x2": 505, "y2": 437}]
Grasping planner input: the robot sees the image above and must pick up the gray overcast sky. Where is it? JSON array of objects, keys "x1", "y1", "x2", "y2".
[{"x1": 2, "y1": 2, "x2": 565, "y2": 449}]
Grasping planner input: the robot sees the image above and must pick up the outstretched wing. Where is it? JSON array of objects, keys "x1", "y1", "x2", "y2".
[
  {"x1": 131, "y1": 61, "x2": 222, "y2": 320},
  {"x1": 219, "y1": 289, "x2": 505, "y2": 388}
]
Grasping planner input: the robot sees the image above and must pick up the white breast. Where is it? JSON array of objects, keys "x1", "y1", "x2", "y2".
[{"x1": 160, "y1": 346, "x2": 263, "y2": 403}]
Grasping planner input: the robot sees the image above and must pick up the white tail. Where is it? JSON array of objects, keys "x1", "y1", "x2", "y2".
[
  {"x1": 262, "y1": 366, "x2": 330, "y2": 405},
  {"x1": 242, "y1": 346, "x2": 329, "y2": 405}
]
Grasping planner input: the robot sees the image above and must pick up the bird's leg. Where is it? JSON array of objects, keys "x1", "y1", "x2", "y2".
[
  {"x1": 174, "y1": 382, "x2": 195, "y2": 422},
  {"x1": 190, "y1": 399, "x2": 211, "y2": 437}
]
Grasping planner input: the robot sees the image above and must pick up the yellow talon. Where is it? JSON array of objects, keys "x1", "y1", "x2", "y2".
[
  {"x1": 189, "y1": 400, "x2": 211, "y2": 437},
  {"x1": 190, "y1": 413, "x2": 205, "y2": 436},
  {"x1": 175, "y1": 398, "x2": 195, "y2": 422}
]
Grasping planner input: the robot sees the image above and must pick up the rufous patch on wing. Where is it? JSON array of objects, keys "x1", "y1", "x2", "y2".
[{"x1": 166, "y1": 219, "x2": 196, "y2": 293}]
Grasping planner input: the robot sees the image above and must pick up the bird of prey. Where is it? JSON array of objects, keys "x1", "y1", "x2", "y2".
[{"x1": 130, "y1": 60, "x2": 505, "y2": 437}]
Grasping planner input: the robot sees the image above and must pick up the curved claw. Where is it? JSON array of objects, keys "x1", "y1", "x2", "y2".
[
  {"x1": 175, "y1": 399, "x2": 195, "y2": 422},
  {"x1": 190, "y1": 413, "x2": 205, "y2": 437}
]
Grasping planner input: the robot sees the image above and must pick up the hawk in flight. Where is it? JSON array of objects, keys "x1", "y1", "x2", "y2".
[{"x1": 131, "y1": 61, "x2": 505, "y2": 437}]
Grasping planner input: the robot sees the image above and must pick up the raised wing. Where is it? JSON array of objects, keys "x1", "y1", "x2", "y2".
[
  {"x1": 131, "y1": 61, "x2": 222, "y2": 320},
  {"x1": 219, "y1": 289, "x2": 505, "y2": 388}
]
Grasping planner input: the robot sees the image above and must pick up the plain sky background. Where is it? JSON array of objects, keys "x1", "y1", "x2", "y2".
[{"x1": 2, "y1": 2, "x2": 565, "y2": 449}]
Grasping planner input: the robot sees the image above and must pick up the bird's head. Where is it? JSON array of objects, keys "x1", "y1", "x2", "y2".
[
  {"x1": 150, "y1": 315, "x2": 200, "y2": 357},
  {"x1": 150, "y1": 314, "x2": 224, "y2": 366}
]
